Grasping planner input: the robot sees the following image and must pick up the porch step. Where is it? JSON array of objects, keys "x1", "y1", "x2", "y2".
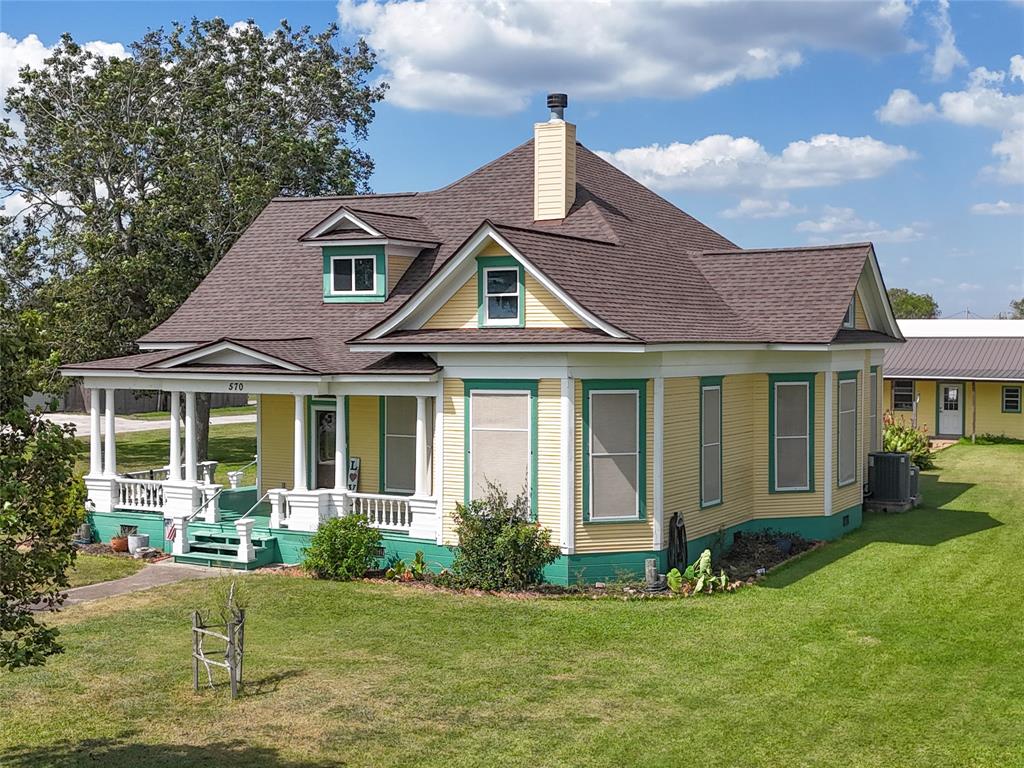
[{"x1": 173, "y1": 531, "x2": 277, "y2": 570}]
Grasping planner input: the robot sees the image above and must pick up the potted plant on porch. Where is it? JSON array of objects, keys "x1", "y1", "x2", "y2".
[{"x1": 111, "y1": 524, "x2": 137, "y2": 553}]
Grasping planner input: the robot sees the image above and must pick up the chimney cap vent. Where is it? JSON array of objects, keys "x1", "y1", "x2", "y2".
[{"x1": 546, "y1": 93, "x2": 568, "y2": 120}]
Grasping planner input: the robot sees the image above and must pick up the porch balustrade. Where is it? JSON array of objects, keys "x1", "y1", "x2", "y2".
[
  {"x1": 114, "y1": 477, "x2": 166, "y2": 513},
  {"x1": 347, "y1": 492, "x2": 412, "y2": 531}
]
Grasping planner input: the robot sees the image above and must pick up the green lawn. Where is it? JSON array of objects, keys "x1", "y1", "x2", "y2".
[
  {"x1": 6, "y1": 444, "x2": 1022, "y2": 767},
  {"x1": 126, "y1": 404, "x2": 256, "y2": 421},
  {"x1": 67, "y1": 554, "x2": 144, "y2": 588},
  {"x1": 73, "y1": 422, "x2": 257, "y2": 487}
]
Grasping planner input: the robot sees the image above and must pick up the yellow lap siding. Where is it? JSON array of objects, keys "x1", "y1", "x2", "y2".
[
  {"x1": 423, "y1": 275, "x2": 477, "y2": 329},
  {"x1": 854, "y1": 293, "x2": 869, "y2": 329},
  {"x1": 663, "y1": 377, "x2": 698, "y2": 545},
  {"x1": 524, "y1": 274, "x2": 585, "y2": 327},
  {"x1": 536, "y1": 379, "x2": 563, "y2": 542},
  {"x1": 968, "y1": 381, "x2": 1024, "y2": 439},
  {"x1": 752, "y1": 372, "x2": 826, "y2": 518},
  {"x1": 258, "y1": 394, "x2": 294, "y2": 492},
  {"x1": 573, "y1": 379, "x2": 655, "y2": 555},
  {"x1": 347, "y1": 396, "x2": 380, "y2": 494},
  {"x1": 834, "y1": 370, "x2": 863, "y2": 514},
  {"x1": 387, "y1": 253, "x2": 415, "y2": 294},
  {"x1": 441, "y1": 378, "x2": 464, "y2": 545}
]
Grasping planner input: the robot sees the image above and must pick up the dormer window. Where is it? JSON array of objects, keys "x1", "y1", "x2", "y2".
[
  {"x1": 477, "y1": 256, "x2": 524, "y2": 327},
  {"x1": 842, "y1": 297, "x2": 855, "y2": 329},
  {"x1": 331, "y1": 254, "x2": 377, "y2": 295}
]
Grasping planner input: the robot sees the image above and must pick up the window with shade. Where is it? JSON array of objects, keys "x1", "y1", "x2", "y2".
[
  {"x1": 467, "y1": 387, "x2": 535, "y2": 514},
  {"x1": 701, "y1": 381, "x2": 722, "y2": 507},
  {"x1": 893, "y1": 380, "x2": 914, "y2": 411},
  {"x1": 383, "y1": 396, "x2": 417, "y2": 494},
  {"x1": 584, "y1": 381, "x2": 646, "y2": 521},
  {"x1": 838, "y1": 375, "x2": 858, "y2": 486},
  {"x1": 771, "y1": 376, "x2": 814, "y2": 493}
]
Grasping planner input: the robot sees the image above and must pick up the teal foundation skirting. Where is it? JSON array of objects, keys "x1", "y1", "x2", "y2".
[
  {"x1": 218, "y1": 486, "x2": 260, "y2": 516},
  {"x1": 86, "y1": 505, "x2": 863, "y2": 585}
]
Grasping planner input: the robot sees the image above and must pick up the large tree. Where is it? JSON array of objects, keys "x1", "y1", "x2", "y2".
[
  {"x1": 887, "y1": 288, "x2": 940, "y2": 319},
  {"x1": 997, "y1": 298, "x2": 1024, "y2": 319},
  {"x1": 1, "y1": 18, "x2": 386, "y2": 455}
]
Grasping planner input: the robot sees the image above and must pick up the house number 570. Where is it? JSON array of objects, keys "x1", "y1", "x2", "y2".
[{"x1": 228, "y1": 382, "x2": 245, "y2": 391}]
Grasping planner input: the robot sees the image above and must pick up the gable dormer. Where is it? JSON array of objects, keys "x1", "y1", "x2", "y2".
[{"x1": 299, "y1": 206, "x2": 438, "y2": 304}]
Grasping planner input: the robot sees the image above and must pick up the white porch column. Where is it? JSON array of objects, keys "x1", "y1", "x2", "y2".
[
  {"x1": 414, "y1": 395, "x2": 428, "y2": 495},
  {"x1": 334, "y1": 395, "x2": 346, "y2": 490},
  {"x1": 103, "y1": 388, "x2": 117, "y2": 476},
  {"x1": 184, "y1": 391, "x2": 197, "y2": 482},
  {"x1": 293, "y1": 394, "x2": 307, "y2": 491},
  {"x1": 653, "y1": 376, "x2": 665, "y2": 553},
  {"x1": 168, "y1": 391, "x2": 181, "y2": 481},
  {"x1": 559, "y1": 376, "x2": 575, "y2": 554},
  {"x1": 88, "y1": 388, "x2": 102, "y2": 476}
]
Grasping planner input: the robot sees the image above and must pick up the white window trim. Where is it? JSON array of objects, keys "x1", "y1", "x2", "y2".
[
  {"x1": 309, "y1": 403, "x2": 336, "y2": 490},
  {"x1": 837, "y1": 378, "x2": 857, "y2": 487},
  {"x1": 870, "y1": 371, "x2": 879, "y2": 453},
  {"x1": 774, "y1": 381, "x2": 810, "y2": 492},
  {"x1": 383, "y1": 396, "x2": 416, "y2": 495},
  {"x1": 330, "y1": 254, "x2": 378, "y2": 296},
  {"x1": 842, "y1": 298, "x2": 855, "y2": 329},
  {"x1": 588, "y1": 389, "x2": 641, "y2": 521},
  {"x1": 892, "y1": 379, "x2": 914, "y2": 411},
  {"x1": 468, "y1": 389, "x2": 532, "y2": 501},
  {"x1": 700, "y1": 384, "x2": 722, "y2": 508},
  {"x1": 481, "y1": 265, "x2": 521, "y2": 327}
]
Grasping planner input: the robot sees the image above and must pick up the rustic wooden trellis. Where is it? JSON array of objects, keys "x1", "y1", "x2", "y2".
[{"x1": 191, "y1": 585, "x2": 246, "y2": 699}]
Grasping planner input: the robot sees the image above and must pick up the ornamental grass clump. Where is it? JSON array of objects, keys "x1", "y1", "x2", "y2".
[
  {"x1": 441, "y1": 483, "x2": 560, "y2": 591},
  {"x1": 302, "y1": 515, "x2": 381, "y2": 581}
]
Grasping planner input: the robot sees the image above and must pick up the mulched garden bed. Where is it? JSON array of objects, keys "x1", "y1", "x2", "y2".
[{"x1": 717, "y1": 529, "x2": 820, "y2": 580}]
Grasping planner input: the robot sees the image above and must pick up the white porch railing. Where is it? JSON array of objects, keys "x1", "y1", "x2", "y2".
[
  {"x1": 114, "y1": 477, "x2": 166, "y2": 512},
  {"x1": 347, "y1": 492, "x2": 412, "y2": 531}
]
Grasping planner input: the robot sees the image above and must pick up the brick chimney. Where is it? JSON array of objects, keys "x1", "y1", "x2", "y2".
[{"x1": 534, "y1": 93, "x2": 576, "y2": 221}]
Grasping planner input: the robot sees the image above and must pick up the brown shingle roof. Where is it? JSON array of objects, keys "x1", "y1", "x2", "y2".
[
  {"x1": 884, "y1": 337, "x2": 1024, "y2": 380},
  {"x1": 130, "y1": 138, "x2": 894, "y2": 373},
  {"x1": 363, "y1": 327, "x2": 635, "y2": 345}
]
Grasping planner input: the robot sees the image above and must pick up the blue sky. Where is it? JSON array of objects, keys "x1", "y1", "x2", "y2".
[{"x1": 2, "y1": 0, "x2": 1022, "y2": 316}]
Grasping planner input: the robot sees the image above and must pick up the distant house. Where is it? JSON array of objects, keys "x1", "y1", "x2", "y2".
[
  {"x1": 884, "y1": 319, "x2": 1024, "y2": 440},
  {"x1": 61, "y1": 95, "x2": 903, "y2": 581}
]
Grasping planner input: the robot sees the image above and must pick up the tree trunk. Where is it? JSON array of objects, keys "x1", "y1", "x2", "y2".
[{"x1": 196, "y1": 392, "x2": 211, "y2": 462}]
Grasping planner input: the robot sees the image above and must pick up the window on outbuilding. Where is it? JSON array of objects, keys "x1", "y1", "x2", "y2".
[
  {"x1": 893, "y1": 380, "x2": 915, "y2": 411},
  {"x1": 838, "y1": 375, "x2": 858, "y2": 486},
  {"x1": 1003, "y1": 385, "x2": 1022, "y2": 414}
]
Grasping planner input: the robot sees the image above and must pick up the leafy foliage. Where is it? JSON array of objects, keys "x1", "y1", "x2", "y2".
[
  {"x1": 1, "y1": 283, "x2": 85, "y2": 669},
  {"x1": 887, "y1": 288, "x2": 940, "y2": 319},
  {"x1": 666, "y1": 549, "x2": 728, "y2": 596},
  {"x1": 302, "y1": 516, "x2": 381, "y2": 581},
  {"x1": 996, "y1": 298, "x2": 1024, "y2": 320},
  {"x1": 883, "y1": 412, "x2": 935, "y2": 469},
  {"x1": 386, "y1": 551, "x2": 431, "y2": 582},
  {"x1": 441, "y1": 483, "x2": 560, "y2": 591}
]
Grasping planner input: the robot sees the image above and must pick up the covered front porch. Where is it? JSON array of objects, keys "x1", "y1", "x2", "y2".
[{"x1": 72, "y1": 365, "x2": 443, "y2": 568}]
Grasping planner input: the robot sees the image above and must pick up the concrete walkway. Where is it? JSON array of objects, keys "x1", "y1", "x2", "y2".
[
  {"x1": 44, "y1": 412, "x2": 255, "y2": 436},
  {"x1": 62, "y1": 561, "x2": 233, "y2": 606}
]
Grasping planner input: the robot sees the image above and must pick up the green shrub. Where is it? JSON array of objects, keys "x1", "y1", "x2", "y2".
[
  {"x1": 666, "y1": 548, "x2": 728, "y2": 596},
  {"x1": 882, "y1": 412, "x2": 934, "y2": 469},
  {"x1": 441, "y1": 483, "x2": 560, "y2": 591},
  {"x1": 302, "y1": 515, "x2": 381, "y2": 581}
]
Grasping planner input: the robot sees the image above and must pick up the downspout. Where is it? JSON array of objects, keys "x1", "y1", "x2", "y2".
[{"x1": 971, "y1": 381, "x2": 977, "y2": 443}]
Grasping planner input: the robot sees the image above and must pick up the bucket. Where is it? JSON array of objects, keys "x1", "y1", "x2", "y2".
[{"x1": 127, "y1": 533, "x2": 150, "y2": 555}]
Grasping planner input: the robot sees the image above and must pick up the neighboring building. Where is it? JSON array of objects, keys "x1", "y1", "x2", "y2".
[
  {"x1": 61, "y1": 96, "x2": 903, "y2": 582},
  {"x1": 884, "y1": 319, "x2": 1024, "y2": 440}
]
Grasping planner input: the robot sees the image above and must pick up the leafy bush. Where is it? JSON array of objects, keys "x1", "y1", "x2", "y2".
[
  {"x1": 441, "y1": 483, "x2": 560, "y2": 591},
  {"x1": 302, "y1": 515, "x2": 381, "y2": 581},
  {"x1": 882, "y1": 412, "x2": 934, "y2": 469},
  {"x1": 667, "y1": 549, "x2": 728, "y2": 596},
  {"x1": 386, "y1": 551, "x2": 431, "y2": 582}
]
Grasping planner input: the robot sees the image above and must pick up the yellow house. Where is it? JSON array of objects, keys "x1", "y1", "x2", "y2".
[
  {"x1": 883, "y1": 319, "x2": 1024, "y2": 440},
  {"x1": 63, "y1": 95, "x2": 904, "y2": 583}
]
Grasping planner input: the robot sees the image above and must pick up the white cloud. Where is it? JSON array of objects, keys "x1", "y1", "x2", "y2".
[
  {"x1": 720, "y1": 198, "x2": 806, "y2": 219},
  {"x1": 957, "y1": 282, "x2": 982, "y2": 292},
  {"x1": 338, "y1": 0, "x2": 913, "y2": 114},
  {"x1": 877, "y1": 56, "x2": 1024, "y2": 183},
  {"x1": 796, "y1": 205, "x2": 925, "y2": 243},
  {"x1": 970, "y1": 200, "x2": 1024, "y2": 216},
  {"x1": 927, "y1": 0, "x2": 967, "y2": 80},
  {"x1": 875, "y1": 88, "x2": 938, "y2": 124},
  {"x1": 1, "y1": 33, "x2": 128, "y2": 105},
  {"x1": 597, "y1": 133, "x2": 914, "y2": 192}
]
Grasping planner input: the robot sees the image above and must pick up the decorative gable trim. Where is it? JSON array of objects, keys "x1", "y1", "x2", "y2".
[
  {"x1": 300, "y1": 207, "x2": 384, "y2": 241},
  {"x1": 860, "y1": 246, "x2": 903, "y2": 340},
  {"x1": 148, "y1": 340, "x2": 310, "y2": 371},
  {"x1": 359, "y1": 222, "x2": 628, "y2": 340}
]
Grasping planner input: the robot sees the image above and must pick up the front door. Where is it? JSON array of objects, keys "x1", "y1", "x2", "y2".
[
  {"x1": 939, "y1": 383, "x2": 962, "y2": 436},
  {"x1": 313, "y1": 408, "x2": 336, "y2": 489}
]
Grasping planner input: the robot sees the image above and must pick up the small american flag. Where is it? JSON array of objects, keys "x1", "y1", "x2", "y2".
[{"x1": 166, "y1": 523, "x2": 176, "y2": 541}]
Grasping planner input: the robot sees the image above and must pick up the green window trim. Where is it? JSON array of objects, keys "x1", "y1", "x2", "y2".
[
  {"x1": 476, "y1": 255, "x2": 525, "y2": 328},
  {"x1": 379, "y1": 396, "x2": 417, "y2": 497},
  {"x1": 934, "y1": 380, "x2": 967, "y2": 435},
  {"x1": 462, "y1": 379, "x2": 539, "y2": 520},
  {"x1": 322, "y1": 244, "x2": 387, "y2": 303},
  {"x1": 582, "y1": 379, "x2": 648, "y2": 523},
  {"x1": 699, "y1": 375, "x2": 723, "y2": 509},
  {"x1": 768, "y1": 372, "x2": 816, "y2": 494},
  {"x1": 836, "y1": 370, "x2": 859, "y2": 488},
  {"x1": 1001, "y1": 385, "x2": 1022, "y2": 414}
]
